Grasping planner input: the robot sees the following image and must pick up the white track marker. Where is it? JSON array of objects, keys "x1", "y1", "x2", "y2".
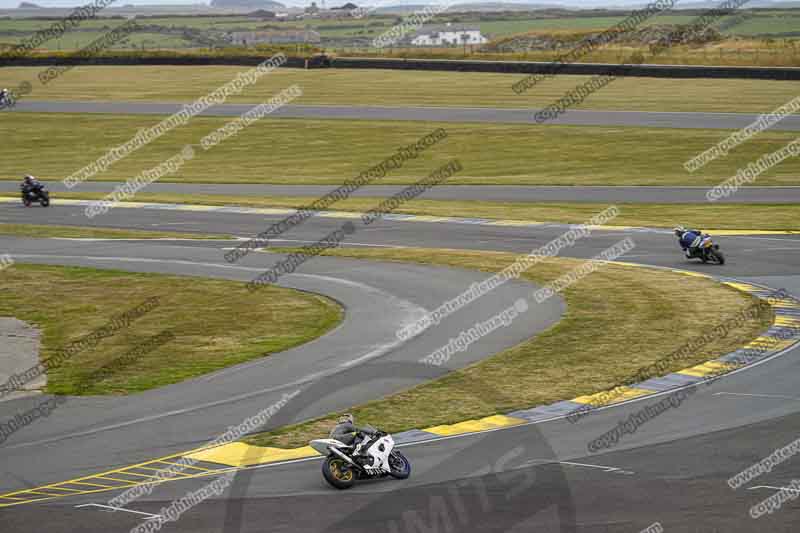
[
  {"x1": 749, "y1": 485, "x2": 800, "y2": 493},
  {"x1": 75, "y1": 503, "x2": 161, "y2": 519},
  {"x1": 520, "y1": 459, "x2": 634, "y2": 475},
  {"x1": 557, "y1": 460, "x2": 635, "y2": 475},
  {"x1": 714, "y1": 392, "x2": 800, "y2": 401}
]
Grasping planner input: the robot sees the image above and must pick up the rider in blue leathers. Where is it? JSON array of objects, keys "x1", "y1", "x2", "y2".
[{"x1": 674, "y1": 226, "x2": 704, "y2": 258}]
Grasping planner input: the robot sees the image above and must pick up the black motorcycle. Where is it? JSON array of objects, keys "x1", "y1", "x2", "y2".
[
  {"x1": 21, "y1": 184, "x2": 50, "y2": 207},
  {"x1": 0, "y1": 91, "x2": 13, "y2": 110}
]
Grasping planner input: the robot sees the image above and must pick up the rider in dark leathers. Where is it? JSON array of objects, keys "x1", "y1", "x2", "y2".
[
  {"x1": 21, "y1": 175, "x2": 46, "y2": 207},
  {"x1": 330, "y1": 414, "x2": 378, "y2": 459},
  {"x1": 21, "y1": 175, "x2": 42, "y2": 193}
]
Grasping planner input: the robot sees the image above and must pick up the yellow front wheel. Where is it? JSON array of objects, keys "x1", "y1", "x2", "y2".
[{"x1": 322, "y1": 457, "x2": 356, "y2": 489}]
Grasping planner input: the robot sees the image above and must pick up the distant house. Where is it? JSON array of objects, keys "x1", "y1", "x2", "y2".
[
  {"x1": 229, "y1": 29, "x2": 321, "y2": 45},
  {"x1": 409, "y1": 25, "x2": 487, "y2": 47}
]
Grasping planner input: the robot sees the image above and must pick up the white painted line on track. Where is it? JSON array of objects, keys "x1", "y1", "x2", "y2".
[
  {"x1": 557, "y1": 461, "x2": 634, "y2": 474},
  {"x1": 609, "y1": 254, "x2": 662, "y2": 258},
  {"x1": 231, "y1": 238, "x2": 407, "y2": 248},
  {"x1": 748, "y1": 485, "x2": 800, "y2": 493},
  {"x1": 75, "y1": 503, "x2": 161, "y2": 519},
  {"x1": 728, "y1": 235, "x2": 800, "y2": 243},
  {"x1": 521, "y1": 460, "x2": 635, "y2": 475},
  {"x1": 741, "y1": 247, "x2": 800, "y2": 252},
  {"x1": 713, "y1": 392, "x2": 800, "y2": 401}
]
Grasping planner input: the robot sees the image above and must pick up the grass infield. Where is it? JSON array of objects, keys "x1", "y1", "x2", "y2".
[
  {"x1": 243, "y1": 246, "x2": 771, "y2": 448},
  {"x1": 3, "y1": 114, "x2": 798, "y2": 187},
  {"x1": 0, "y1": 264, "x2": 342, "y2": 395},
  {"x1": 2, "y1": 66, "x2": 798, "y2": 113}
]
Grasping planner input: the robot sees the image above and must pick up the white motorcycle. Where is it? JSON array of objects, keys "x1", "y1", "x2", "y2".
[{"x1": 310, "y1": 427, "x2": 411, "y2": 490}]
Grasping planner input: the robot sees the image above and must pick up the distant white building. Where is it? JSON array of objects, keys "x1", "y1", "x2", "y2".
[{"x1": 409, "y1": 24, "x2": 487, "y2": 47}]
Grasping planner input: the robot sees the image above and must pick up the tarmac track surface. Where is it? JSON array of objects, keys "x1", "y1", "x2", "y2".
[
  {"x1": 10, "y1": 100, "x2": 800, "y2": 131},
  {"x1": 1, "y1": 203, "x2": 800, "y2": 532},
  {"x1": 2, "y1": 182, "x2": 799, "y2": 204}
]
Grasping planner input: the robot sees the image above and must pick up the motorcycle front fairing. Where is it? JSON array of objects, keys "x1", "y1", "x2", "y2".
[{"x1": 365, "y1": 434, "x2": 395, "y2": 474}]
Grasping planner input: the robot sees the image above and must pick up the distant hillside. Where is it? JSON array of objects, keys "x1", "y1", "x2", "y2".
[
  {"x1": 672, "y1": 0, "x2": 800, "y2": 7},
  {"x1": 449, "y1": 2, "x2": 564, "y2": 9},
  {"x1": 210, "y1": 0, "x2": 285, "y2": 9},
  {"x1": 373, "y1": 1, "x2": 800, "y2": 11},
  {"x1": 373, "y1": 3, "x2": 562, "y2": 14}
]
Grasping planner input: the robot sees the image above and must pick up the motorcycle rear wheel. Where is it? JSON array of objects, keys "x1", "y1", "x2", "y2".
[
  {"x1": 388, "y1": 450, "x2": 411, "y2": 479},
  {"x1": 710, "y1": 249, "x2": 725, "y2": 265},
  {"x1": 40, "y1": 197, "x2": 50, "y2": 207},
  {"x1": 322, "y1": 457, "x2": 356, "y2": 490}
]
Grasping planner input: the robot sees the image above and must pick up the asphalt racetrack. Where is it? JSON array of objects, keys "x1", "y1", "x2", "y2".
[
  {"x1": 2, "y1": 84, "x2": 800, "y2": 533},
  {"x1": 2, "y1": 182, "x2": 799, "y2": 204},
  {"x1": 11, "y1": 100, "x2": 800, "y2": 130},
  {"x1": 1, "y1": 198, "x2": 800, "y2": 532}
]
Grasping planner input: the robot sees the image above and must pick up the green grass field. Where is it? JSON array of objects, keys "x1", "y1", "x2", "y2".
[
  {"x1": 473, "y1": 12, "x2": 800, "y2": 38},
  {"x1": 1, "y1": 10, "x2": 797, "y2": 40},
  {"x1": 2, "y1": 66, "x2": 799, "y2": 113},
  {"x1": 2, "y1": 113, "x2": 798, "y2": 187},
  {"x1": 2, "y1": 32, "x2": 193, "y2": 50},
  {"x1": 0, "y1": 264, "x2": 342, "y2": 395},
  {"x1": 243, "y1": 247, "x2": 770, "y2": 448}
]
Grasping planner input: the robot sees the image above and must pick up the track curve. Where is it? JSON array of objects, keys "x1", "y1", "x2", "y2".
[
  {"x1": 0, "y1": 237, "x2": 563, "y2": 489},
  {"x1": 0, "y1": 200, "x2": 799, "y2": 532}
]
